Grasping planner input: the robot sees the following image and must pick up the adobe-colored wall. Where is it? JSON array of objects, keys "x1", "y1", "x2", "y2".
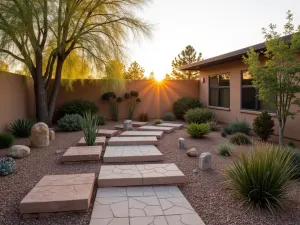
[
  {"x1": 54, "y1": 80, "x2": 200, "y2": 120},
  {"x1": 0, "y1": 72, "x2": 31, "y2": 131},
  {"x1": 199, "y1": 59, "x2": 300, "y2": 140}
]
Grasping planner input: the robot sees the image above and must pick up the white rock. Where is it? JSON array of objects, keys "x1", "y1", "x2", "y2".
[
  {"x1": 123, "y1": 120, "x2": 133, "y2": 131},
  {"x1": 199, "y1": 152, "x2": 211, "y2": 171},
  {"x1": 30, "y1": 122, "x2": 49, "y2": 148},
  {"x1": 186, "y1": 148, "x2": 198, "y2": 157},
  {"x1": 49, "y1": 129, "x2": 55, "y2": 140},
  {"x1": 7, "y1": 145, "x2": 30, "y2": 158},
  {"x1": 178, "y1": 138, "x2": 185, "y2": 150}
]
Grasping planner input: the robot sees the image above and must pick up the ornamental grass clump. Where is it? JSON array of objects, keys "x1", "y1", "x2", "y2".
[
  {"x1": 224, "y1": 119, "x2": 251, "y2": 135},
  {"x1": 187, "y1": 123, "x2": 211, "y2": 138},
  {"x1": 9, "y1": 119, "x2": 35, "y2": 138},
  {"x1": 218, "y1": 142, "x2": 235, "y2": 156},
  {"x1": 226, "y1": 144, "x2": 296, "y2": 211},
  {"x1": 229, "y1": 133, "x2": 251, "y2": 145},
  {"x1": 82, "y1": 112, "x2": 99, "y2": 146}
]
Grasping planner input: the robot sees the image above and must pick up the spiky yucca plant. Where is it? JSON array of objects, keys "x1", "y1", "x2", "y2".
[
  {"x1": 9, "y1": 119, "x2": 35, "y2": 138},
  {"x1": 226, "y1": 144, "x2": 295, "y2": 212},
  {"x1": 82, "y1": 111, "x2": 99, "y2": 146}
]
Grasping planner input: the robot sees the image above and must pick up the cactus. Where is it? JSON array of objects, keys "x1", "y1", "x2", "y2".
[{"x1": 0, "y1": 157, "x2": 15, "y2": 176}]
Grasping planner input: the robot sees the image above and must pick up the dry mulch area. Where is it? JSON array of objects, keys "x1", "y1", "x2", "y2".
[{"x1": 1, "y1": 121, "x2": 300, "y2": 225}]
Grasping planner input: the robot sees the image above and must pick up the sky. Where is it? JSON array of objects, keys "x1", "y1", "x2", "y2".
[{"x1": 127, "y1": 0, "x2": 300, "y2": 80}]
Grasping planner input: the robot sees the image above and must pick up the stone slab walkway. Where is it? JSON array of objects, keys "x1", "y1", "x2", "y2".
[
  {"x1": 62, "y1": 146, "x2": 102, "y2": 162},
  {"x1": 138, "y1": 126, "x2": 175, "y2": 133},
  {"x1": 97, "y1": 129, "x2": 118, "y2": 137},
  {"x1": 89, "y1": 186, "x2": 205, "y2": 225},
  {"x1": 120, "y1": 131, "x2": 164, "y2": 139},
  {"x1": 157, "y1": 123, "x2": 184, "y2": 130},
  {"x1": 78, "y1": 137, "x2": 106, "y2": 146},
  {"x1": 103, "y1": 145, "x2": 163, "y2": 163},
  {"x1": 20, "y1": 173, "x2": 95, "y2": 214},
  {"x1": 98, "y1": 164, "x2": 185, "y2": 187},
  {"x1": 107, "y1": 136, "x2": 158, "y2": 146}
]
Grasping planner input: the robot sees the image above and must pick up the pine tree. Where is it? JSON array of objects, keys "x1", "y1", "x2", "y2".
[
  {"x1": 171, "y1": 45, "x2": 202, "y2": 80},
  {"x1": 148, "y1": 71, "x2": 155, "y2": 80},
  {"x1": 124, "y1": 61, "x2": 146, "y2": 80}
]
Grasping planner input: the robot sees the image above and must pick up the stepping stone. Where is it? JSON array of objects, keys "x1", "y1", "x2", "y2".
[
  {"x1": 157, "y1": 123, "x2": 184, "y2": 130},
  {"x1": 98, "y1": 163, "x2": 185, "y2": 187},
  {"x1": 78, "y1": 137, "x2": 106, "y2": 146},
  {"x1": 107, "y1": 137, "x2": 158, "y2": 146},
  {"x1": 138, "y1": 126, "x2": 175, "y2": 134},
  {"x1": 103, "y1": 145, "x2": 164, "y2": 163},
  {"x1": 97, "y1": 129, "x2": 118, "y2": 137},
  {"x1": 20, "y1": 173, "x2": 95, "y2": 214},
  {"x1": 62, "y1": 146, "x2": 102, "y2": 162},
  {"x1": 120, "y1": 131, "x2": 164, "y2": 139},
  {"x1": 89, "y1": 186, "x2": 205, "y2": 225}
]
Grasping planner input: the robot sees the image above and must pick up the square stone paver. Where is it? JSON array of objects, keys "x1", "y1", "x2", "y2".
[
  {"x1": 97, "y1": 129, "x2": 118, "y2": 137},
  {"x1": 20, "y1": 173, "x2": 95, "y2": 214},
  {"x1": 138, "y1": 126, "x2": 175, "y2": 134},
  {"x1": 107, "y1": 137, "x2": 158, "y2": 146},
  {"x1": 157, "y1": 123, "x2": 184, "y2": 130},
  {"x1": 78, "y1": 137, "x2": 106, "y2": 146},
  {"x1": 62, "y1": 146, "x2": 102, "y2": 162},
  {"x1": 98, "y1": 164, "x2": 185, "y2": 187},
  {"x1": 89, "y1": 186, "x2": 205, "y2": 225},
  {"x1": 103, "y1": 145, "x2": 164, "y2": 163},
  {"x1": 120, "y1": 131, "x2": 164, "y2": 139}
]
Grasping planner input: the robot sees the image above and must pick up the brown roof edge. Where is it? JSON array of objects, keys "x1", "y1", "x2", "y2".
[{"x1": 181, "y1": 34, "x2": 292, "y2": 70}]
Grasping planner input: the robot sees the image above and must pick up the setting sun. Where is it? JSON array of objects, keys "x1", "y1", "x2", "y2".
[{"x1": 155, "y1": 74, "x2": 164, "y2": 82}]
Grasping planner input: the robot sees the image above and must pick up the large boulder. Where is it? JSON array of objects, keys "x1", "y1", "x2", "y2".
[
  {"x1": 186, "y1": 148, "x2": 198, "y2": 157},
  {"x1": 7, "y1": 145, "x2": 30, "y2": 159},
  {"x1": 30, "y1": 122, "x2": 49, "y2": 148}
]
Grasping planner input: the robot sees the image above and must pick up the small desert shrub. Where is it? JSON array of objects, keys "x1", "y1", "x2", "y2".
[
  {"x1": 208, "y1": 119, "x2": 218, "y2": 131},
  {"x1": 184, "y1": 108, "x2": 215, "y2": 124},
  {"x1": 154, "y1": 119, "x2": 162, "y2": 125},
  {"x1": 9, "y1": 119, "x2": 35, "y2": 138},
  {"x1": 218, "y1": 142, "x2": 235, "y2": 156},
  {"x1": 173, "y1": 97, "x2": 202, "y2": 119},
  {"x1": 221, "y1": 130, "x2": 227, "y2": 137},
  {"x1": 226, "y1": 144, "x2": 295, "y2": 211},
  {"x1": 187, "y1": 123, "x2": 210, "y2": 138},
  {"x1": 0, "y1": 133, "x2": 14, "y2": 149},
  {"x1": 82, "y1": 112, "x2": 99, "y2": 146},
  {"x1": 224, "y1": 119, "x2": 251, "y2": 135},
  {"x1": 95, "y1": 113, "x2": 105, "y2": 125},
  {"x1": 162, "y1": 112, "x2": 176, "y2": 121},
  {"x1": 57, "y1": 114, "x2": 83, "y2": 132},
  {"x1": 57, "y1": 99, "x2": 98, "y2": 119},
  {"x1": 230, "y1": 133, "x2": 251, "y2": 145},
  {"x1": 253, "y1": 111, "x2": 274, "y2": 141},
  {"x1": 139, "y1": 113, "x2": 149, "y2": 122},
  {"x1": 288, "y1": 141, "x2": 296, "y2": 149}
]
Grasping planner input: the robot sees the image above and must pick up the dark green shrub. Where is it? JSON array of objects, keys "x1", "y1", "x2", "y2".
[
  {"x1": 57, "y1": 99, "x2": 98, "y2": 119},
  {"x1": 226, "y1": 145, "x2": 295, "y2": 211},
  {"x1": 221, "y1": 130, "x2": 227, "y2": 137},
  {"x1": 253, "y1": 111, "x2": 274, "y2": 141},
  {"x1": 139, "y1": 113, "x2": 149, "y2": 122},
  {"x1": 96, "y1": 113, "x2": 105, "y2": 125},
  {"x1": 57, "y1": 114, "x2": 83, "y2": 132},
  {"x1": 154, "y1": 119, "x2": 162, "y2": 125},
  {"x1": 173, "y1": 97, "x2": 202, "y2": 119},
  {"x1": 82, "y1": 112, "x2": 99, "y2": 146},
  {"x1": 0, "y1": 133, "x2": 14, "y2": 149},
  {"x1": 187, "y1": 123, "x2": 211, "y2": 138},
  {"x1": 9, "y1": 119, "x2": 35, "y2": 138},
  {"x1": 225, "y1": 119, "x2": 251, "y2": 135},
  {"x1": 184, "y1": 108, "x2": 215, "y2": 124},
  {"x1": 0, "y1": 157, "x2": 15, "y2": 176},
  {"x1": 223, "y1": 127, "x2": 232, "y2": 135},
  {"x1": 288, "y1": 141, "x2": 296, "y2": 149},
  {"x1": 218, "y1": 143, "x2": 234, "y2": 156},
  {"x1": 162, "y1": 112, "x2": 176, "y2": 121},
  {"x1": 229, "y1": 133, "x2": 251, "y2": 145}
]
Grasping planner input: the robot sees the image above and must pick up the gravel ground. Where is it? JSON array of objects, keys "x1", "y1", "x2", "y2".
[{"x1": 1, "y1": 121, "x2": 300, "y2": 225}]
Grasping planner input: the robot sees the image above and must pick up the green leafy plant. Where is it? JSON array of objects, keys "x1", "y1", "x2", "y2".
[
  {"x1": 0, "y1": 133, "x2": 14, "y2": 149},
  {"x1": 124, "y1": 90, "x2": 141, "y2": 119},
  {"x1": 82, "y1": 111, "x2": 99, "y2": 146},
  {"x1": 57, "y1": 114, "x2": 83, "y2": 132},
  {"x1": 226, "y1": 144, "x2": 295, "y2": 211},
  {"x1": 102, "y1": 92, "x2": 122, "y2": 121},
  {"x1": 96, "y1": 113, "x2": 105, "y2": 126},
  {"x1": 230, "y1": 133, "x2": 251, "y2": 145},
  {"x1": 154, "y1": 119, "x2": 162, "y2": 125},
  {"x1": 218, "y1": 142, "x2": 235, "y2": 156},
  {"x1": 162, "y1": 112, "x2": 176, "y2": 121},
  {"x1": 0, "y1": 157, "x2": 15, "y2": 176},
  {"x1": 173, "y1": 97, "x2": 202, "y2": 119},
  {"x1": 57, "y1": 99, "x2": 98, "y2": 119},
  {"x1": 184, "y1": 108, "x2": 215, "y2": 124},
  {"x1": 253, "y1": 111, "x2": 274, "y2": 141},
  {"x1": 139, "y1": 113, "x2": 149, "y2": 122},
  {"x1": 224, "y1": 119, "x2": 251, "y2": 135},
  {"x1": 187, "y1": 123, "x2": 211, "y2": 138},
  {"x1": 9, "y1": 119, "x2": 35, "y2": 138}
]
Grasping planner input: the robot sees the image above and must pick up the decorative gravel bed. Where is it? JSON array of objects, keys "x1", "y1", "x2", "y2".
[{"x1": 1, "y1": 121, "x2": 300, "y2": 225}]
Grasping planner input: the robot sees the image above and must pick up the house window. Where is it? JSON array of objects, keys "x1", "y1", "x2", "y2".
[
  {"x1": 209, "y1": 73, "x2": 230, "y2": 108},
  {"x1": 241, "y1": 71, "x2": 274, "y2": 111}
]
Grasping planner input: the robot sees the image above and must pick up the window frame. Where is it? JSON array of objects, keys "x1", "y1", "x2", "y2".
[{"x1": 208, "y1": 73, "x2": 230, "y2": 108}]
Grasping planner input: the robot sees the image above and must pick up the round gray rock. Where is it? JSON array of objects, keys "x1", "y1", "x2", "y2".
[
  {"x1": 7, "y1": 145, "x2": 30, "y2": 158},
  {"x1": 30, "y1": 122, "x2": 49, "y2": 148},
  {"x1": 186, "y1": 148, "x2": 198, "y2": 157}
]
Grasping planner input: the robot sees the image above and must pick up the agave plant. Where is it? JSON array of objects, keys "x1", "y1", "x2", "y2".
[
  {"x1": 82, "y1": 111, "x2": 99, "y2": 146},
  {"x1": 9, "y1": 119, "x2": 35, "y2": 138}
]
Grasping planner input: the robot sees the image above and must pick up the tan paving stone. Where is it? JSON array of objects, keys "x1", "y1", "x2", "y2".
[
  {"x1": 97, "y1": 129, "x2": 118, "y2": 137},
  {"x1": 78, "y1": 137, "x2": 106, "y2": 146},
  {"x1": 62, "y1": 146, "x2": 102, "y2": 162},
  {"x1": 120, "y1": 131, "x2": 164, "y2": 139},
  {"x1": 103, "y1": 145, "x2": 163, "y2": 163},
  {"x1": 157, "y1": 123, "x2": 184, "y2": 129},
  {"x1": 107, "y1": 137, "x2": 158, "y2": 146},
  {"x1": 138, "y1": 126, "x2": 175, "y2": 133}
]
